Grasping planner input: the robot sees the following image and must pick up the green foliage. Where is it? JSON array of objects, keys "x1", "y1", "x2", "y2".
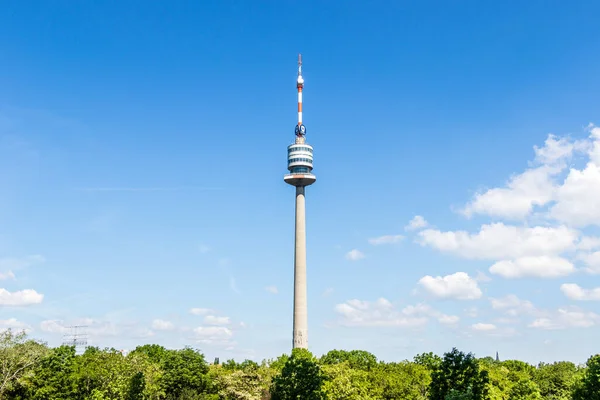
[
  {"x1": 321, "y1": 362, "x2": 375, "y2": 400},
  {"x1": 414, "y1": 352, "x2": 443, "y2": 371},
  {"x1": 161, "y1": 347, "x2": 210, "y2": 398},
  {"x1": 508, "y1": 378, "x2": 542, "y2": 400},
  {"x1": 0, "y1": 329, "x2": 48, "y2": 397},
  {"x1": 320, "y1": 349, "x2": 378, "y2": 371},
  {"x1": 429, "y1": 348, "x2": 490, "y2": 400},
  {"x1": 270, "y1": 348, "x2": 325, "y2": 400},
  {"x1": 23, "y1": 345, "x2": 79, "y2": 399},
  {"x1": 371, "y1": 361, "x2": 431, "y2": 399},
  {"x1": 572, "y1": 354, "x2": 600, "y2": 400},
  {"x1": 211, "y1": 364, "x2": 271, "y2": 400},
  {"x1": 1, "y1": 330, "x2": 599, "y2": 400},
  {"x1": 533, "y1": 361, "x2": 581, "y2": 400}
]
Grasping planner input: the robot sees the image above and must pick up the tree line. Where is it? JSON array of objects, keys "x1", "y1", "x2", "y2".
[{"x1": 1, "y1": 329, "x2": 598, "y2": 399}]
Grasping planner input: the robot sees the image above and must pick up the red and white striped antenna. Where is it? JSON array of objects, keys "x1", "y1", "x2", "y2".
[{"x1": 296, "y1": 54, "x2": 304, "y2": 129}]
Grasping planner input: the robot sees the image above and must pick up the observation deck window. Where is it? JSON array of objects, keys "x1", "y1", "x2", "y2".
[
  {"x1": 288, "y1": 146, "x2": 313, "y2": 153},
  {"x1": 288, "y1": 158, "x2": 313, "y2": 163},
  {"x1": 290, "y1": 167, "x2": 310, "y2": 174}
]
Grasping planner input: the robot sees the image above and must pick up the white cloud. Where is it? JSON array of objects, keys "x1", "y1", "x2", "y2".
[
  {"x1": 198, "y1": 244, "x2": 210, "y2": 254},
  {"x1": 461, "y1": 133, "x2": 587, "y2": 220},
  {"x1": 405, "y1": 215, "x2": 429, "y2": 231},
  {"x1": 470, "y1": 322, "x2": 518, "y2": 337},
  {"x1": 490, "y1": 295, "x2": 537, "y2": 316},
  {"x1": 577, "y1": 236, "x2": 600, "y2": 251},
  {"x1": 462, "y1": 166, "x2": 558, "y2": 220},
  {"x1": 418, "y1": 223, "x2": 577, "y2": 260},
  {"x1": 190, "y1": 307, "x2": 214, "y2": 316},
  {"x1": 579, "y1": 251, "x2": 600, "y2": 274},
  {"x1": 151, "y1": 319, "x2": 174, "y2": 331},
  {"x1": 333, "y1": 298, "x2": 427, "y2": 327},
  {"x1": 0, "y1": 318, "x2": 31, "y2": 333},
  {"x1": 550, "y1": 164, "x2": 600, "y2": 227},
  {"x1": 0, "y1": 288, "x2": 43, "y2": 306},
  {"x1": 265, "y1": 285, "x2": 278, "y2": 294},
  {"x1": 204, "y1": 315, "x2": 231, "y2": 326},
  {"x1": 193, "y1": 326, "x2": 234, "y2": 345},
  {"x1": 459, "y1": 125, "x2": 600, "y2": 227},
  {"x1": 412, "y1": 125, "x2": 600, "y2": 287},
  {"x1": 345, "y1": 249, "x2": 365, "y2": 261},
  {"x1": 472, "y1": 323, "x2": 497, "y2": 331},
  {"x1": 368, "y1": 235, "x2": 404, "y2": 245},
  {"x1": 529, "y1": 307, "x2": 600, "y2": 330},
  {"x1": 322, "y1": 288, "x2": 334, "y2": 297},
  {"x1": 438, "y1": 314, "x2": 460, "y2": 325},
  {"x1": 402, "y1": 303, "x2": 460, "y2": 325},
  {"x1": 560, "y1": 283, "x2": 600, "y2": 301},
  {"x1": 418, "y1": 272, "x2": 482, "y2": 300},
  {"x1": 40, "y1": 320, "x2": 68, "y2": 333},
  {"x1": 489, "y1": 256, "x2": 575, "y2": 278},
  {"x1": 0, "y1": 271, "x2": 15, "y2": 280},
  {"x1": 333, "y1": 298, "x2": 456, "y2": 328}
]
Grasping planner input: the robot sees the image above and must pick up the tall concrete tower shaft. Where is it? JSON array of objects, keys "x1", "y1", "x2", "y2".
[{"x1": 284, "y1": 54, "x2": 315, "y2": 349}]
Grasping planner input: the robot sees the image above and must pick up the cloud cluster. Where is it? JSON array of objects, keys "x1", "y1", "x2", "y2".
[
  {"x1": 333, "y1": 297, "x2": 458, "y2": 328},
  {"x1": 411, "y1": 125, "x2": 600, "y2": 281},
  {"x1": 560, "y1": 283, "x2": 600, "y2": 301},
  {"x1": 0, "y1": 318, "x2": 31, "y2": 333},
  {"x1": 151, "y1": 319, "x2": 174, "y2": 331},
  {"x1": 0, "y1": 288, "x2": 44, "y2": 306},
  {"x1": 189, "y1": 307, "x2": 237, "y2": 347},
  {"x1": 345, "y1": 249, "x2": 365, "y2": 261},
  {"x1": 488, "y1": 294, "x2": 600, "y2": 330},
  {"x1": 418, "y1": 272, "x2": 482, "y2": 300},
  {"x1": 329, "y1": 124, "x2": 600, "y2": 339}
]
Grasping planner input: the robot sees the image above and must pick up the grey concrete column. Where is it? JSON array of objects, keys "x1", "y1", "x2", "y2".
[{"x1": 293, "y1": 185, "x2": 308, "y2": 349}]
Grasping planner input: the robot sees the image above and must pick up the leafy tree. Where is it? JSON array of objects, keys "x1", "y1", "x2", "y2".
[
  {"x1": 429, "y1": 348, "x2": 489, "y2": 400},
  {"x1": 320, "y1": 350, "x2": 378, "y2": 371},
  {"x1": 270, "y1": 348, "x2": 325, "y2": 400},
  {"x1": 480, "y1": 363, "x2": 512, "y2": 400},
  {"x1": 321, "y1": 362, "x2": 375, "y2": 400},
  {"x1": 266, "y1": 354, "x2": 290, "y2": 372},
  {"x1": 212, "y1": 365, "x2": 271, "y2": 400},
  {"x1": 414, "y1": 352, "x2": 443, "y2": 371},
  {"x1": 0, "y1": 329, "x2": 48, "y2": 397},
  {"x1": 371, "y1": 361, "x2": 431, "y2": 400},
  {"x1": 445, "y1": 388, "x2": 473, "y2": 400},
  {"x1": 533, "y1": 361, "x2": 581, "y2": 400},
  {"x1": 572, "y1": 354, "x2": 600, "y2": 400},
  {"x1": 508, "y1": 378, "x2": 542, "y2": 400},
  {"x1": 75, "y1": 346, "x2": 138, "y2": 399},
  {"x1": 161, "y1": 347, "x2": 210, "y2": 399},
  {"x1": 131, "y1": 344, "x2": 210, "y2": 398},
  {"x1": 20, "y1": 345, "x2": 79, "y2": 399},
  {"x1": 130, "y1": 344, "x2": 168, "y2": 365},
  {"x1": 500, "y1": 360, "x2": 535, "y2": 377}
]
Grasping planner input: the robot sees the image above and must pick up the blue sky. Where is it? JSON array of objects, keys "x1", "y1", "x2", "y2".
[{"x1": 1, "y1": 0, "x2": 600, "y2": 364}]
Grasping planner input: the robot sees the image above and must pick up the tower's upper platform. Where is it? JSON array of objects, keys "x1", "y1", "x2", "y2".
[{"x1": 284, "y1": 137, "x2": 316, "y2": 187}]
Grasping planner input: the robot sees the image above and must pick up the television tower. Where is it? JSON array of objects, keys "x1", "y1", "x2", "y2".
[{"x1": 284, "y1": 54, "x2": 316, "y2": 349}]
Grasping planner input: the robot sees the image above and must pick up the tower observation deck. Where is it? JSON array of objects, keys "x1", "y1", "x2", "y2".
[{"x1": 284, "y1": 54, "x2": 315, "y2": 349}]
